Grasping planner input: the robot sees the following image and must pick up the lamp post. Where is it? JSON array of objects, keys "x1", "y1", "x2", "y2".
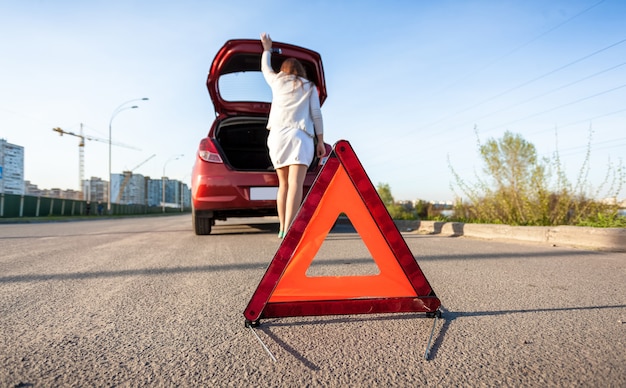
[
  {"x1": 162, "y1": 154, "x2": 184, "y2": 213},
  {"x1": 107, "y1": 97, "x2": 149, "y2": 213}
]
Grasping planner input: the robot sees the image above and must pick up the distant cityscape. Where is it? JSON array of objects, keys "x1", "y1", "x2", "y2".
[{"x1": 1, "y1": 138, "x2": 190, "y2": 208}]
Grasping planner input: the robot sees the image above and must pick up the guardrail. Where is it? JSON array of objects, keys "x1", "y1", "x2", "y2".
[{"x1": 0, "y1": 193, "x2": 189, "y2": 218}]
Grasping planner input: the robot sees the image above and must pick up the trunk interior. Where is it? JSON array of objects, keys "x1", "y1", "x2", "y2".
[
  {"x1": 215, "y1": 117, "x2": 273, "y2": 171},
  {"x1": 215, "y1": 116, "x2": 320, "y2": 172}
]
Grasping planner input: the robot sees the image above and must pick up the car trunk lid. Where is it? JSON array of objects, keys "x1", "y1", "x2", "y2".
[{"x1": 207, "y1": 39, "x2": 327, "y2": 117}]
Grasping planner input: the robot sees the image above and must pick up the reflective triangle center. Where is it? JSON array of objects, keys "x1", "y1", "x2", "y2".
[{"x1": 269, "y1": 165, "x2": 416, "y2": 302}]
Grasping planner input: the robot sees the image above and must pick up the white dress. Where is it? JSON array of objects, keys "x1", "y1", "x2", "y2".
[
  {"x1": 267, "y1": 125, "x2": 314, "y2": 168},
  {"x1": 261, "y1": 50, "x2": 323, "y2": 169}
]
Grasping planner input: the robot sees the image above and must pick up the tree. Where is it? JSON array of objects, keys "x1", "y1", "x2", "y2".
[
  {"x1": 376, "y1": 183, "x2": 419, "y2": 220},
  {"x1": 376, "y1": 183, "x2": 394, "y2": 206},
  {"x1": 479, "y1": 131, "x2": 547, "y2": 224}
]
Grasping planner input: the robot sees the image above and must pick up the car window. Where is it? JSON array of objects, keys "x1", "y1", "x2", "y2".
[{"x1": 218, "y1": 71, "x2": 271, "y2": 103}]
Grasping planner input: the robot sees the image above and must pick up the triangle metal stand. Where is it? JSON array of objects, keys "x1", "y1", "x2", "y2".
[
  {"x1": 246, "y1": 308, "x2": 442, "y2": 363},
  {"x1": 424, "y1": 309, "x2": 442, "y2": 360},
  {"x1": 246, "y1": 321, "x2": 277, "y2": 362}
]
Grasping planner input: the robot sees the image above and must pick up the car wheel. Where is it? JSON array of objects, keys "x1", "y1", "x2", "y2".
[{"x1": 192, "y1": 208, "x2": 213, "y2": 235}]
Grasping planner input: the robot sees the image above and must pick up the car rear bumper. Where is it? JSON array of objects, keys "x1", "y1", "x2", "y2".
[
  {"x1": 193, "y1": 173, "x2": 278, "y2": 208},
  {"x1": 191, "y1": 161, "x2": 321, "y2": 220}
]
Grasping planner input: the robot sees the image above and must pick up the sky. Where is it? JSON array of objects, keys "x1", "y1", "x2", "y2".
[{"x1": 1, "y1": 0, "x2": 625, "y2": 202}]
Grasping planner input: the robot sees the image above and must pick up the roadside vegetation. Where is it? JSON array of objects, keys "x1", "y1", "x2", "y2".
[{"x1": 377, "y1": 130, "x2": 626, "y2": 228}]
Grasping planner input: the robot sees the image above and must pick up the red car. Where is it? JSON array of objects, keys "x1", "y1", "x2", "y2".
[{"x1": 191, "y1": 39, "x2": 330, "y2": 235}]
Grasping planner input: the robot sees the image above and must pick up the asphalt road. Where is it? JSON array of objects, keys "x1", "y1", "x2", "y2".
[{"x1": 1, "y1": 215, "x2": 624, "y2": 387}]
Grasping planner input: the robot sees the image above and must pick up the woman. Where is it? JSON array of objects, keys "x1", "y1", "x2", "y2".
[{"x1": 260, "y1": 32, "x2": 325, "y2": 238}]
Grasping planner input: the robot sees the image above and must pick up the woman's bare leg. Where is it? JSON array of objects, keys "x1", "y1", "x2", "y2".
[
  {"x1": 275, "y1": 166, "x2": 289, "y2": 233},
  {"x1": 284, "y1": 164, "x2": 308, "y2": 230}
]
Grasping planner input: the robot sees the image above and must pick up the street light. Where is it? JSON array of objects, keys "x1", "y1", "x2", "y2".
[
  {"x1": 162, "y1": 154, "x2": 184, "y2": 213},
  {"x1": 107, "y1": 97, "x2": 149, "y2": 213}
]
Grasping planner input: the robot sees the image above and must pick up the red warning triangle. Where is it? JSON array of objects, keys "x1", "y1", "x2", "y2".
[{"x1": 244, "y1": 140, "x2": 440, "y2": 324}]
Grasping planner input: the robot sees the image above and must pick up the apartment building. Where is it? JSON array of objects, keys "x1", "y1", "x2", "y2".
[
  {"x1": 83, "y1": 177, "x2": 108, "y2": 203},
  {"x1": 0, "y1": 139, "x2": 25, "y2": 195},
  {"x1": 111, "y1": 172, "x2": 147, "y2": 205}
]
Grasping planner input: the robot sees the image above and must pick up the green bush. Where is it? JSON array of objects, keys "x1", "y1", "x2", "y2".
[{"x1": 449, "y1": 130, "x2": 625, "y2": 227}]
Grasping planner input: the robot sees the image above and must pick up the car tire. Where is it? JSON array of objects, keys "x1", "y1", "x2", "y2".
[{"x1": 192, "y1": 208, "x2": 213, "y2": 235}]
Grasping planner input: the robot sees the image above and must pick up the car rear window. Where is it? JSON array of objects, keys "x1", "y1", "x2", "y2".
[{"x1": 218, "y1": 72, "x2": 271, "y2": 103}]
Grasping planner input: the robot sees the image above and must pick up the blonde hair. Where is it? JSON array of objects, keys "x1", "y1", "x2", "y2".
[
  {"x1": 280, "y1": 58, "x2": 309, "y2": 90},
  {"x1": 280, "y1": 58, "x2": 307, "y2": 79}
]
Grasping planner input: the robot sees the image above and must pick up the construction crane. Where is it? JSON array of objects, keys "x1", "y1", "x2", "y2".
[
  {"x1": 52, "y1": 124, "x2": 140, "y2": 199},
  {"x1": 115, "y1": 154, "x2": 156, "y2": 204}
]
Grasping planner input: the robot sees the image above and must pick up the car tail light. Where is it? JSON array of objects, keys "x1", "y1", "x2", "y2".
[{"x1": 198, "y1": 138, "x2": 223, "y2": 163}]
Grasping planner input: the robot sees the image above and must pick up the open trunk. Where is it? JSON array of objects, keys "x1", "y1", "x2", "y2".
[
  {"x1": 215, "y1": 116, "x2": 321, "y2": 172},
  {"x1": 215, "y1": 116, "x2": 273, "y2": 171}
]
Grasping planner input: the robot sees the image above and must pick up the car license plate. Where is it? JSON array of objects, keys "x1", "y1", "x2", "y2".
[{"x1": 250, "y1": 187, "x2": 278, "y2": 201}]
